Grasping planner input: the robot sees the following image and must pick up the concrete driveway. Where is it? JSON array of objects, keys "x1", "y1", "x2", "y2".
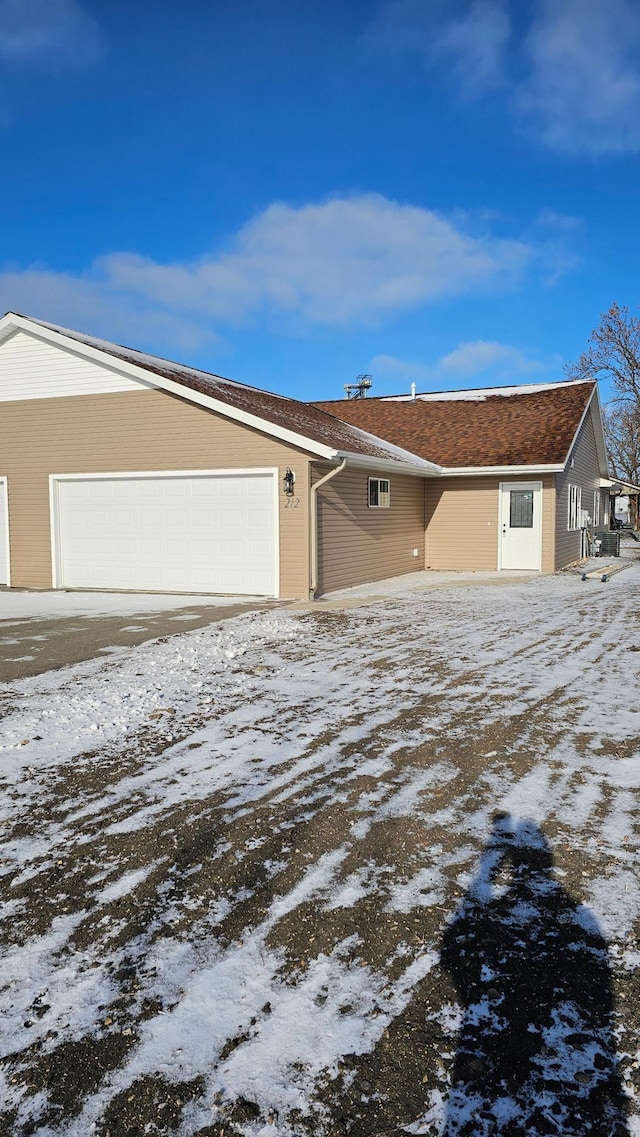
[{"x1": 0, "y1": 590, "x2": 275, "y2": 681}]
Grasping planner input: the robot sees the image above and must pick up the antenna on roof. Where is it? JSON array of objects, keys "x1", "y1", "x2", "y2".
[{"x1": 344, "y1": 374, "x2": 372, "y2": 399}]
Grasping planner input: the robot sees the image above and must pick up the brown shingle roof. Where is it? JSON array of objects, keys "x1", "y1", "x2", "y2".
[
  {"x1": 312, "y1": 382, "x2": 596, "y2": 468},
  {"x1": 7, "y1": 314, "x2": 434, "y2": 470}
]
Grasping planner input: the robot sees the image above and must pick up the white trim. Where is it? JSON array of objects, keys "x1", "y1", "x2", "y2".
[
  {"x1": 49, "y1": 467, "x2": 277, "y2": 482},
  {"x1": 270, "y1": 470, "x2": 280, "y2": 599},
  {"x1": 49, "y1": 467, "x2": 280, "y2": 596},
  {"x1": 0, "y1": 477, "x2": 10, "y2": 586},
  {"x1": 49, "y1": 476, "x2": 61, "y2": 589},
  {"x1": 368, "y1": 476, "x2": 391, "y2": 508},
  {"x1": 568, "y1": 483, "x2": 582, "y2": 531},
  {"x1": 498, "y1": 480, "x2": 543, "y2": 572},
  {"x1": 439, "y1": 463, "x2": 562, "y2": 477}
]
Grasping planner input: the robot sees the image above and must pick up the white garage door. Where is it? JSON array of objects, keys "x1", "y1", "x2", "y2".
[{"x1": 53, "y1": 472, "x2": 277, "y2": 595}]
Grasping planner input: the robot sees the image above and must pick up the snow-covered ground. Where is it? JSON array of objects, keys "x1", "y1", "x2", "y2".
[
  {"x1": 0, "y1": 568, "x2": 639, "y2": 1136},
  {"x1": 0, "y1": 590, "x2": 266, "y2": 621}
]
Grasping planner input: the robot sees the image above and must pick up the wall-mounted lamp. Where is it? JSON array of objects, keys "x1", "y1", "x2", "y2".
[{"x1": 283, "y1": 467, "x2": 296, "y2": 495}]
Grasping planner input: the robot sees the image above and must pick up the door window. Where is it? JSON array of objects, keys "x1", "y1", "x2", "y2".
[{"x1": 510, "y1": 489, "x2": 534, "y2": 528}]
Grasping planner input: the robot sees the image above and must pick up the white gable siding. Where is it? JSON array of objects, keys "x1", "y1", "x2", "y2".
[{"x1": 0, "y1": 330, "x2": 157, "y2": 401}]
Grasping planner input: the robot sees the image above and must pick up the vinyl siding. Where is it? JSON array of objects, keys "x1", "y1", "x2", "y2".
[
  {"x1": 1, "y1": 389, "x2": 312, "y2": 598},
  {"x1": 425, "y1": 474, "x2": 555, "y2": 573},
  {"x1": 0, "y1": 329, "x2": 157, "y2": 399},
  {"x1": 555, "y1": 409, "x2": 602, "y2": 570},
  {"x1": 315, "y1": 466, "x2": 425, "y2": 594}
]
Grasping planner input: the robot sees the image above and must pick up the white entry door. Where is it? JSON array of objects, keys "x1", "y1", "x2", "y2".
[
  {"x1": 52, "y1": 471, "x2": 277, "y2": 595},
  {"x1": 499, "y1": 482, "x2": 542, "y2": 571}
]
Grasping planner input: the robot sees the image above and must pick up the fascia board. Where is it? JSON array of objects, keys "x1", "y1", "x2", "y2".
[
  {"x1": 335, "y1": 451, "x2": 441, "y2": 477},
  {"x1": 564, "y1": 385, "x2": 609, "y2": 477},
  {"x1": 438, "y1": 463, "x2": 563, "y2": 477},
  {"x1": 608, "y1": 477, "x2": 640, "y2": 493},
  {"x1": 0, "y1": 314, "x2": 340, "y2": 461}
]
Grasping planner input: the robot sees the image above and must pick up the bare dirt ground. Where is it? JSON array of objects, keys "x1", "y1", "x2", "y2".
[{"x1": 0, "y1": 567, "x2": 639, "y2": 1136}]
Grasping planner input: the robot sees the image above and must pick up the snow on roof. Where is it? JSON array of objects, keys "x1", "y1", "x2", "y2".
[
  {"x1": 2, "y1": 314, "x2": 437, "y2": 472},
  {"x1": 381, "y1": 380, "x2": 586, "y2": 403}
]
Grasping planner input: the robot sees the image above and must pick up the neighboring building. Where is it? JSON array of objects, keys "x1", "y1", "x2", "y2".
[
  {"x1": 0, "y1": 313, "x2": 609, "y2": 599},
  {"x1": 608, "y1": 479, "x2": 640, "y2": 530}
]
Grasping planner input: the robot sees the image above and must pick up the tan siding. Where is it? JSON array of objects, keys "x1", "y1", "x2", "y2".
[
  {"x1": 426, "y1": 474, "x2": 555, "y2": 571},
  {"x1": 555, "y1": 409, "x2": 602, "y2": 570},
  {"x1": 541, "y1": 475, "x2": 555, "y2": 574},
  {"x1": 1, "y1": 389, "x2": 312, "y2": 598},
  {"x1": 316, "y1": 466, "x2": 425, "y2": 594}
]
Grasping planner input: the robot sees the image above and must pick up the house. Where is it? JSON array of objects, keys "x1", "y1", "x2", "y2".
[
  {"x1": 312, "y1": 382, "x2": 610, "y2": 579},
  {"x1": 0, "y1": 312, "x2": 609, "y2": 599}
]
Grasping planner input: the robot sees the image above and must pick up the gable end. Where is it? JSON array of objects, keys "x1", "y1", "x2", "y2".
[{"x1": 0, "y1": 329, "x2": 159, "y2": 402}]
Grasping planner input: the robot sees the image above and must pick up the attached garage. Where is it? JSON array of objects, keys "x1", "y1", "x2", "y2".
[{"x1": 50, "y1": 470, "x2": 278, "y2": 595}]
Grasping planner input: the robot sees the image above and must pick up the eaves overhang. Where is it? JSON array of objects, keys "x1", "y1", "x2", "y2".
[
  {"x1": 332, "y1": 451, "x2": 441, "y2": 477},
  {"x1": 437, "y1": 463, "x2": 563, "y2": 477}
]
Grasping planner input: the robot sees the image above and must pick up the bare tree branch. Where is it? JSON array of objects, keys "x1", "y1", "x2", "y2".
[
  {"x1": 566, "y1": 304, "x2": 640, "y2": 484},
  {"x1": 565, "y1": 304, "x2": 640, "y2": 403}
]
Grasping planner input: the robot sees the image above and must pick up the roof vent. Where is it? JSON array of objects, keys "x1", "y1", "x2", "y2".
[
  {"x1": 344, "y1": 374, "x2": 372, "y2": 399},
  {"x1": 410, "y1": 382, "x2": 416, "y2": 401}
]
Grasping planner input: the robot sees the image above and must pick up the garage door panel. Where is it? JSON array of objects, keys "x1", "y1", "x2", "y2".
[{"x1": 55, "y1": 474, "x2": 276, "y2": 595}]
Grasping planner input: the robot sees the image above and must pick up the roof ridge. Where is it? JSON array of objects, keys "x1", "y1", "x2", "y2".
[{"x1": 312, "y1": 378, "x2": 595, "y2": 405}]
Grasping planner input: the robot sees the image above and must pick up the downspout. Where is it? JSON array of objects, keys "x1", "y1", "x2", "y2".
[{"x1": 309, "y1": 458, "x2": 347, "y2": 599}]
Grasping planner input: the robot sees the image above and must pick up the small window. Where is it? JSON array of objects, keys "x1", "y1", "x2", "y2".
[
  {"x1": 368, "y1": 477, "x2": 390, "y2": 508},
  {"x1": 568, "y1": 484, "x2": 582, "y2": 531}
]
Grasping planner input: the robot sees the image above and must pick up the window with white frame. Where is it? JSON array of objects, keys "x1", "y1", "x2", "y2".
[
  {"x1": 568, "y1": 484, "x2": 582, "y2": 530},
  {"x1": 593, "y1": 490, "x2": 600, "y2": 528},
  {"x1": 368, "y1": 477, "x2": 390, "y2": 508}
]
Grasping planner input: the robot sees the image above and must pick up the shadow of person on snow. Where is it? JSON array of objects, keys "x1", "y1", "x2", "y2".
[{"x1": 439, "y1": 813, "x2": 629, "y2": 1137}]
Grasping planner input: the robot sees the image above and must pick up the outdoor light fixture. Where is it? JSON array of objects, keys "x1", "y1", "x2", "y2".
[{"x1": 283, "y1": 467, "x2": 296, "y2": 495}]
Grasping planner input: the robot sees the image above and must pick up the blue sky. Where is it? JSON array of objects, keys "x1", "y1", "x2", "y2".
[{"x1": 1, "y1": 0, "x2": 639, "y2": 402}]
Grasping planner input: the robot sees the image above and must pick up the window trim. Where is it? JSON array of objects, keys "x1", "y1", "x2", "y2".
[
  {"x1": 568, "y1": 484, "x2": 582, "y2": 531},
  {"x1": 368, "y1": 477, "x2": 391, "y2": 509}
]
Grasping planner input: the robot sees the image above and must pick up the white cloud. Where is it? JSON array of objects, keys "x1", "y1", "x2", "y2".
[
  {"x1": 369, "y1": 354, "x2": 432, "y2": 384},
  {"x1": 365, "y1": 0, "x2": 509, "y2": 98},
  {"x1": 0, "y1": 267, "x2": 218, "y2": 354},
  {"x1": 518, "y1": 0, "x2": 640, "y2": 155},
  {"x1": 535, "y1": 210, "x2": 582, "y2": 231},
  {"x1": 370, "y1": 340, "x2": 559, "y2": 389},
  {"x1": 368, "y1": 0, "x2": 640, "y2": 155},
  {"x1": 436, "y1": 339, "x2": 549, "y2": 379},
  {"x1": 102, "y1": 196, "x2": 530, "y2": 325},
  {"x1": 0, "y1": 195, "x2": 533, "y2": 346},
  {"x1": 0, "y1": 0, "x2": 102, "y2": 70},
  {"x1": 430, "y1": 0, "x2": 510, "y2": 98}
]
